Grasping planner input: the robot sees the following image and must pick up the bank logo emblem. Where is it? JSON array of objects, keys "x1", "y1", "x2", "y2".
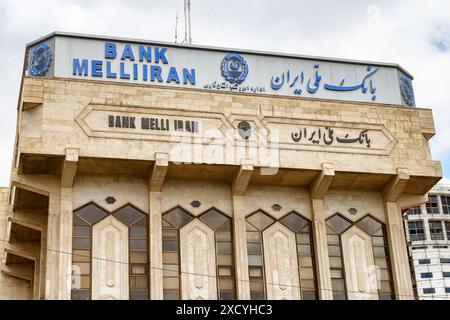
[
  {"x1": 29, "y1": 43, "x2": 53, "y2": 77},
  {"x1": 221, "y1": 52, "x2": 249, "y2": 84},
  {"x1": 400, "y1": 75, "x2": 415, "y2": 107}
]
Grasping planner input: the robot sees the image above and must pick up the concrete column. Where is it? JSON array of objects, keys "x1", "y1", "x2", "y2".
[
  {"x1": 149, "y1": 191, "x2": 163, "y2": 300},
  {"x1": 45, "y1": 190, "x2": 61, "y2": 300},
  {"x1": 384, "y1": 201, "x2": 414, "y2": 300},
  {"x1": 232, "y1": 195, "x2": 250, "y2": 300},
  {"x1": 148, "y1": 153, "x2": 168, "y2": 300},
  {"x1": 310, "y1": 163, "x2": 334, "y2": 300},
  {"x1": 310, "y1": 198, "x2": 333, "y2": 300}
]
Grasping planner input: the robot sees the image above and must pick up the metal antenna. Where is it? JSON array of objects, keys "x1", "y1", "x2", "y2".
[
  {"x1": 175, "y1": 12, "x2": 179, "y2": 43},
  {"x1": 183, "y1": 0, "x2": 192, "y2": 44}
]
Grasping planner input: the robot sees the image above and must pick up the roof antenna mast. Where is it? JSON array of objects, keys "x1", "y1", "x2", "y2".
[
  {"x1": 183, "y1": 0, "x2": 192, "y2": 44},
  {"x1": 175, "y1": 12, "x2": 179, "y2": 43}
]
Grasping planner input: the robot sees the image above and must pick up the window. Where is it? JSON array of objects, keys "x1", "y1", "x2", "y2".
[
  {"x1": 162, "y1": 207, "x2": 236, "y2": 300},
  {"x1": 429, "y1": 221, "x2": 445, "y2": 240},
  {"x1": 246, "y1": 211, "x2": 318, "y2": 300},
  {"x1": 446, "y1": 222, "x2": 450, "y2": 240},
  {"x1": 423, "y1": 288, "x2": 436, "y2": 294},
  {"x1": 407, "y1": 206, "x2": 422, "y2": 215},
  {"x1": 446, "y1": 288, "x2": 450, "y2": 294},
  {"x1": 441, "y1": 258, "x2": 450, "y2": 264},
  {"x1": 408, "y1": 221, "x2": 426, "y2": 241},
  {"x1": 442, "y1": 196, "x2": 450, "y2": 214},
  {"x1": 71, "y1": 203, "x2": 149, "y2": 300},
  {"x1": 326, "y1": 214, "x2": 394, "y2": 300},
  {"x1": 419, "y1": 259, "x2": 431, "y2": 265},
  {"x1": 426, "y1": 195, "x2": 440, "y2": 214},
  {"x1": 443, "y1": 272, "x2": 450, "y2": 278},
  {"x1": 420, "y1": 272, "x2": 433, "y2": 279}
]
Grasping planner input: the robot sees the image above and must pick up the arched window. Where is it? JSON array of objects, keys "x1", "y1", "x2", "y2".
[
  {"x1": 71, "y1": 203, "x2": 149, "y2": 300},
  {"x1": 162, "y1": 207, "x2": 235, "y2": 300},
  {"x1": 245, "y1": 210, "x2": 317, "y2": 300},
  {"x1": 326, "y1": 213, "x2": 394, "y2": 300}
]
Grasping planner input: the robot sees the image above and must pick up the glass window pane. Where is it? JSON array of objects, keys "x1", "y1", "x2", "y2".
[
  {"x1": 130, "y1": 252, "x2": 147, "y2": 263},
  {"x1": 250, "y1": 291, "x2": 265, "y2": 300},
  {"x1": 299, "y1": 256, "x2": 313, "y2": 268},
  {"x1": 130, "y1": 239, "x2": 147, "y2": 251},
  {"x1": 217, "y1": 232, "x2": 231, "y2": 241},
  {"x1": 330, "y1": 269, "x2": 343, "y2": 279},
  {"x1": 356, "y1": 216, "x2": 382, "y2": 235},
  {"x1": 248, "y1": 255, "x2": 263, "y2": 266},
  {"x1": 163, "y1": 290, "x2": 179, "y2": 300},
  {"x1": 73, "y1": 237, "x2": 90, "y2": 250},
  {"x1": 219, "y1": 279, "x2": 234, "y2": 291},
  {"x1": 303, "y1": 291, "x2": 317, "y2": 300},
  {"x1": 71, "y1": 289, "x2": 90, "y2": 300},
  {"x1": 73, "y1": 262, "x2": 90, "y2": 275},
  {"x1": 246, "y1": 232, "x2": 260, "y2": 243},
  {"x1": 200, "y1": 210, "x2": 229, "y2": 230},
  {"x1": 373, "y1": 246, "x2": 386, "y2": 257},
  {"x1": 372, "y1": 236, "x2": 385, "y2": 246},
  {"x1": 249, "y1": 267, "x2": 263, "y2": 278},
  {"x1": 297, "y1": 245, "x2": 311, "y2": 255},
  {"x1": 329, "y1": 257, "x2": 342, "y2": 268},
  {"x1": 218, "y1": 254, "x2": 233, "y2": 266},
  {"x1": 163, "y1": 208, "x2": 193, "y2": 229},
  {"x1": 327, "y1": 234, "x2": 340, "y2": 245},
  {"x1": 130, "y1": 290, "x2": 148, "y2": 300},
  {"x1": 73, "y1": 226, "x2": 91, "y2": 237},
  {"x1": 162, "y1": 229, "x2": 178, "y2": 239},
  {"x1": 247, "y1": 212, "x2": 274, "y2": 231},
  {"x1": 219, "y1": 291, "x2": 234, "y2": 300},
  {"x1": 163, "y1": 277, "x2": 180, "y2": 290},
  {"x1": 328, "y1": 245, "x2": 341, "y2": 257},
  {"x1": 130, "y1": 276, "x2": 148, "y2": 289},
  {"x1": 296, "y1": 233, "x2": 311, "y2": 244},
  {"x1": 163, "y1": 253, "x2": 179, "y2": 264},
  {"x1": 113, "y1": 206, "x2": 145, "y2": 226},
  {"x1": 75, "y1": 204, "x2": 108, "y2": 225},
  {"x1": 73, "y1": 214, "x2": 89, "y2": 226},
  {"x1": 72, "y1": 250, "x2": 90, "y2": 263},
  {"x1": 247, "y1": 243, "x2": 261, "y2": 255},
  {"x1": 163, "y1": 264, "x2": 179, "y2": 277},
  {"x1": 331, "y1": 279, "x2": 345, "y2": 291},
  {"x1": 217, "y1": 242, "x2": 232, "y2": 253},
  {"x1": 130, "y1": 226, "x2": 147, "y2": 238},
  {"x1": 326, "y1": 215, "x2": 351, "y2": 234},
  {"x1": 131, "y1": 264, "x2": 147, "y2": 275},
  {"x1": 163, "y1": 240, "x2": 179, "y2": 252},
  {"x1": 300, "y1": 268, "x2": 314, "y2": 280},
  {"x1": 375, "y1": 258, "x2": 388, "y2": 269},
  {"x1": 218, "y1": 267, "x2": 232, "y2": 277},
  {"x1": 250, "y1": 280, "x2": 265, "y2": 292},
  {"x1": 280, "y1": 213, "x2": 308, "y2": 233}
]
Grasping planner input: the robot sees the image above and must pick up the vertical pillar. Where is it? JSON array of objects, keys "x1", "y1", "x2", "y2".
[
  {"x1": 384, "y1": 202, "x2": 414, "y2": 300},
  {"x1": 45, "y1": 190, "x2": 61, "y2": 300},
  {"x1": 148, "y1": 153, "x2": 168, "y2": 300},
  {"x1": 310, "y1": 163, "x2": 334, "y2": 300},
  {"x1": 383, "y1": 168, "x2": 414, "y2": 300},
  {"x1": 232, "y1": 196, "x2": 251, "y2": 300},
  {"x1": 231, "y1": 160, "x2": 253, "y2": 300},
  {"x1": 58, "y1": 148, "x2": 78, "y2": 300}
]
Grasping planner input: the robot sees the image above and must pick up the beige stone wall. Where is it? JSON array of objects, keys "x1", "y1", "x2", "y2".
[
  {"x1": 0, "y1": 188, "x2": 31, "y2": 300},
  {"x1": 19, "y1": 77, "x2": 440, "y2": 179}
]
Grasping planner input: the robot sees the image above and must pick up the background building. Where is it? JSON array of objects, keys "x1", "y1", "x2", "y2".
[
  {"x1": 0, "y1": 32, "x2": 442, "y2": 300},
  {"x1": 404, "y1": 183, "x2": 450, "y2": 300}
]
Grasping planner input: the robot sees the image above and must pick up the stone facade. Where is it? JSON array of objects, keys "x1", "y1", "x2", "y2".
[{"x1": 0, "y1": 40, "x2": 442, "y2": 300}]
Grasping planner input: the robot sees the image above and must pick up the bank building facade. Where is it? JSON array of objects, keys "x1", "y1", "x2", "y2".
[{"x1": 0, "y1": 32, "x2": 442, "y2": 300}]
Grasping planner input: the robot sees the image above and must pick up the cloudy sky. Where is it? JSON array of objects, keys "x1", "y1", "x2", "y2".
[{"x1": 0, "y1": 0, "x2": 449, "y2": 185}]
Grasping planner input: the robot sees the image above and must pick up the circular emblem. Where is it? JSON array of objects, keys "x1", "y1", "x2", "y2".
[
  {"x1": 238, "y1": 121, "x2": 251, "y2": 140},
  {"x1": 29, "y1": 43, "x2": 52, "y2": 77},
  {"x1": 400, "y1": 75, "x2": 415, "y2": 107},
  {"x1": 221, "y1": 52, "x2": 249, "y2": 84}
]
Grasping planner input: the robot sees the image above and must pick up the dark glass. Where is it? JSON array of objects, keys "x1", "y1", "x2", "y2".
[
  {"x1": 73, "y1": 237, "x2": 90, "y2": 249},
  {"x1": 163, "y1": 208, "x2": 194, "y2": 228},
  {"x1": 163, "y1": 290, "x2": 180, "y2": 300},
  {"x1": 130, "y1": 239, "x2": 147, "y2": 251},
  {"x1": 217, "y1": 242, "x2": 232, "y2": 253},
  {"x1": 356, "y1": 216, "x2": 382, "y2": 235},
  {"x1": 326, "y1": 215, "x2": 351, "y2": 234},
  {"x1": 76, "y1": 204, "x2": 108, "y2": 225},
  {"x1": 163, "y1": 240, "x2": 179, "y2": 252},
  {"x1": 71, "y1": 289, "x2": 90, "y2": 300},
  {"x1": 130, "y1": 290, "x2": 148, "y2": 300},
  {"x1": 130, "y1": 226, "x2": 147, "y2": 238},
  {"x1": 73, "y1": 214, "x2": 89, "y2": 226},
  {"x1": 247, "y1": 212, "x2": 274, "y2": 231},
  {"x1": 247, "y1": 243, "x2": 262, "y2": 255},
  {"x1": 200, "y1": 209, "x2": 229, "y2": 229},
  {"x1": 73, "y1": 226, "x2": 90, "y2": 237},
  {"x1": 113, "y1": 206, "x2": 145, "y2": 226},
  {"x1": 280, "y1": 212, "x2": 308, "y2": 233}
]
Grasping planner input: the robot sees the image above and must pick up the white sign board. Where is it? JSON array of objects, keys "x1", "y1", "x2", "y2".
[{"x1": 26, "y1": 33, "x2": 416, "y2": 107}]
